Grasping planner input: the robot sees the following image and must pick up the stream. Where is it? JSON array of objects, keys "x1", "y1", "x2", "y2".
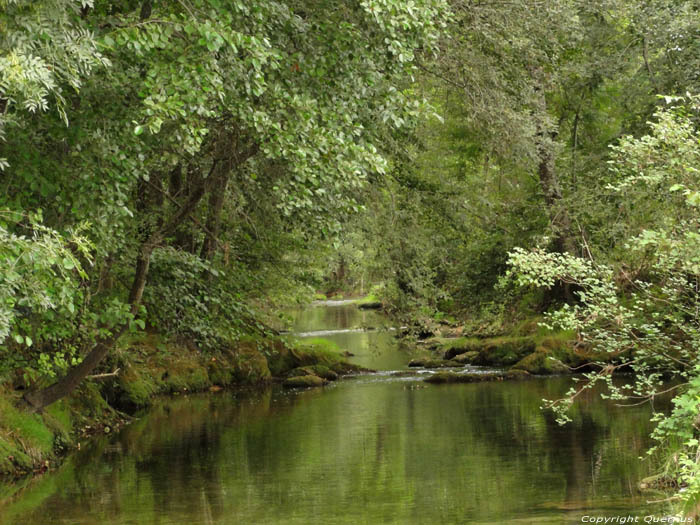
[{"x1": 0, "y1": 303, "x2": 666, "y2": 524}]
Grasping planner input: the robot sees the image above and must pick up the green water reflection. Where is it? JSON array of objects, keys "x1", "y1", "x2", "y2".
[
  {"x1": 1, "y1": 304, "x2": 668, "y2": 523},
  {"x1": 287, "y1": 304, "x2": 426, "y2": 370},
  {"x1": 1, "y1": 377, "x2": 664, "y2": 524}
]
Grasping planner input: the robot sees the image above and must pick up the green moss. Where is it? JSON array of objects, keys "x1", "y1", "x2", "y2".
[
  {"x1": 424, "y1": 372, "x2": 503, "y2": 384},
  {"x1": 504, "y1": 369, "x2": 531, "y2": 380},
  {"x1": 452, "y1": 351, "x2": 478, "y2": 364},
  {"x1": 44, "y1": 402, "x2": 72, "y2": 432},
  {"x1": 43, "y1": 401, "x2": 73, "y2": 446},
  {"x1": 282, "y1": 375, "x2": 327, "y2": 388},
  {"x1": 207, "y1": 361, "x2": 235, "y2": 386},
  {"x1": 440, "y1": 337, "x2": 482, "y2": 359},
  {"x1": 511, "y1": 351, "x2": 569, "y2": 375},
  {"x1": 68, "y1": 382, "x2": 112, "y2": 418},
  {"x1": 230, "y1": 342, "x2": 272, "y2": 384},
  {"x1": 291, "y1": 337, "x2": 345, "y2": 367},
  {"x1": 0, "y1": 331, "x2": 364, "y2": 482},
  {"x1": 287, "y1": 365, "x2": 338, "y2": 381},
  {"x1": 356, "y1": 293, "x2": 382, "y2": 309},
  {"x1": 0, "y1": 397, "x2": 54, "y2": 456},
  {"x1": 117, "y1": 367, "x2": 159, "y2": 408},
  {"x1": 295, "y1": 337, "x2": 341, "y2": 353},
  {"x1": 407, "y1": 358, "x2": 462, "y2": 368},
  {"x1": 0, "y1": 440, "x2": 33, "y2": 475},
  {"x1": 0, "y1": 393, "x2": 83, "y2": 477}
]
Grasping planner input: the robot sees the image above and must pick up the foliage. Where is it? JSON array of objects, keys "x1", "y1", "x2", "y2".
[
  {"x1": 507, "y1": 97, "x2": 700, "y2": 505},
  {"x1": 0, "y1": 0, "x2": 449, "y2": 400}
]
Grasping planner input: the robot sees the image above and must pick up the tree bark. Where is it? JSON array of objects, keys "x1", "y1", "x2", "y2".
[{"x1": 537, "y1": 137, "x2": 577, "y2": 256}]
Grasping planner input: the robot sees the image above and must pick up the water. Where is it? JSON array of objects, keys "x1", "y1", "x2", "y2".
[
  {"x1": 285, "y1": 302, "x2": 426, "y2": 370},
  {"x1": 0, "y1": 304, "x2": 667, "y2": 524}
]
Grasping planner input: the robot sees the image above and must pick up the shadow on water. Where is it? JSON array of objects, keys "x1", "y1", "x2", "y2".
[{"x1": 0, "y1": 304, "x2": 670, "y2": 524}]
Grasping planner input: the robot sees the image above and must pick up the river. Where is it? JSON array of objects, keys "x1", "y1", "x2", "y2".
[{"x1": 0, "y1": 303, "x2": 666, "y2": 523}]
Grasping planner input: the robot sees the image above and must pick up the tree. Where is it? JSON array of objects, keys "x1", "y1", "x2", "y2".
[
  {"x1": 507, "y1": 96, "x2": 700, "y2": 509},
  {"x1": 0, "y1": 0, "x2": 448, "y2": 409}
]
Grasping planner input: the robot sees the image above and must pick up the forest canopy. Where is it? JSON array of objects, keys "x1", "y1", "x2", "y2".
[{"x1": 1, "y1": 0, "x2": 700, "y2": 512}]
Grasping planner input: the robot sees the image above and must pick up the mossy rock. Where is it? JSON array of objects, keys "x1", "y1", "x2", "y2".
[
  {"x1": 511, "y1": 351, "x2": 569, "y2": 375},
  {"x1": 470, "y1": 337, "x2": 537, "y2": 367},
  {"x1": 442, "y1": 338, "x2": 487, "y2": 360},
  {"x1": 423, "y1": 372, "x2": 503, "y2": 384},
  {"x1": 408, "y1": 358, "x2": 462, "y2": 369},
  {"x1": 114, "y1": 366, "x2": 159, "y2": 409},
  {"x1": 287, "y1": 365, "x2": 338, "y2": 381},
  {"x1": 229, "y1": 342, "x2": 272, "y2": 384},
  {"x1": 356, "y1": 294, "x2": 382, "y2": 309},
  {"x1": 416, "y1": 337, "x2": 442, "y2": 350},
  {"x1": 452, "y1": 351, "x2": 479, "y2": 364},
  {"x1": 282, "y1": 375, "x2": 327, "y2": 388},
  {"x1": 328, "y1": 362, "x2": 372, "y2": 375},
  {"x1": 266, "y1": 340, "x2": 300, "y2": 377},
  {"x1": 207, "y1": 358, "x2": 236, "y2": 387},
  {"x1": 160, "y1": 359, "x2": 212, "y2": 393},
  {"x1": 504, "y1": 369, "x2": 531, "y2": 380}
]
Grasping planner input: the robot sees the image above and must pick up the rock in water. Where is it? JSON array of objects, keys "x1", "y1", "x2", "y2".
[
  {"x1": 282, "y1": 375, "x2": 327, "y2": 388},
  {"x1": 452, "y1": 351, "x2": 479, "y2": 364}
]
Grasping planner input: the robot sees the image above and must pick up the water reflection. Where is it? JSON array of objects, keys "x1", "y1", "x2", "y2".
[
  {"x1": 1, "y1": 378, "x2": 664, "y2": 524},
  {"x1": 286, "y1": 304, "x2": 424, "y2": 371},
  {"x1": 1, "y1": 303, "x2": 669, "y2": 523}
]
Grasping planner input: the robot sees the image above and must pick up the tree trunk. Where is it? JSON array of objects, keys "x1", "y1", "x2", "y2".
[
  {"x1": 200, "y1": 173, "x2": 229, "y2": 261},
  {"x1": 127, "y1": 242, "x2": 156, "y2": 315},
  {"x1": 22, "y1": 151, "x2": 229, "y2": 412},
  {"x1": 537, "y1": 140, "x2": 577, "y2": 256},
  {"x1": 533, "y1": 80, "x2": 577, "y2": 257},
  {"x1": 533, "y1": 77, "x2": 578, "y2": 304},
  {"x1": 22, "y1": 327, "x2": 127, "y2": 410},
  {"x1": 200, "y1": 139, "x2": 258, "y2": 261}
]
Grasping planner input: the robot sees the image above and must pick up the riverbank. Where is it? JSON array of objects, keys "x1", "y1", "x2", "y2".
[
  {"x1": 0, "y1": 333, "x2": 364, "y2": 480},
  {"x1": 388, "y1": 304, "x2": 640, "y2": 379}
]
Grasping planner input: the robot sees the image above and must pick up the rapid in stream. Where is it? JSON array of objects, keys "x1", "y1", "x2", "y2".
[{"x1": 0, "y1": 303, "x2": 666, "y2": 524}]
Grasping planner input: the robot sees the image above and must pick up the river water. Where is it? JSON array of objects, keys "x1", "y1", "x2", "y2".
[{"x1": 0, "y1": 303, "x2": 667, "y2": 524}]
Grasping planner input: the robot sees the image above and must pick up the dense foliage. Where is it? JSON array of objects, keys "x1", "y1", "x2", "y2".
[
  {"x1": 2, "y1": 0, "x2": 700, "y2": 514},
  {"x1": 0, "y1": 0, "x2": 446, "y2": 400}
]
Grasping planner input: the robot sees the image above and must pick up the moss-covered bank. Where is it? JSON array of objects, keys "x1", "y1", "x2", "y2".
[
  {"x1": 414, "y1": 320, "x2": 625, "y2": 377},
  {"x1": 0, "y1": 333, "x2": 364, "y2": 480}
]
